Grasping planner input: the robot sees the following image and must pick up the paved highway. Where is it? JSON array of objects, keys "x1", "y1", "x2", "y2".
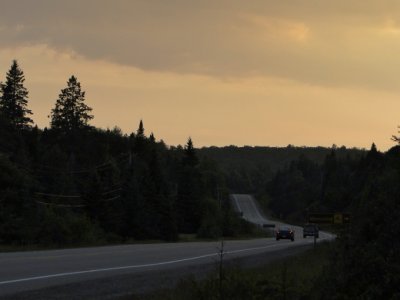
[
  {"x1": 231, "y1": 194, "x2": 269, "y2": 226},
  {"x1": 231, "y1": 194, "x2": 332, "y2": 238},
  {"x1": 0, "y1": 195, "x2": 334, "y2": 298}
]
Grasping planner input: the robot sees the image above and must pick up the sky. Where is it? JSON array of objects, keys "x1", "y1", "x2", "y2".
[{"x1": 1, "y1": 0, "x2": 400, "y2": 150}]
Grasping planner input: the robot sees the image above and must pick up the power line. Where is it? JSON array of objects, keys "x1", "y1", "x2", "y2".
[
  {"x1": 35, "y1": 200, "x2": 86, "y2": 208},
  {"x1": 35, "y1": 193, "x2": 122, "y2": 208},
  {"x1": 102, "y1": 188, "x2": 122, "y2": 196},
  {"x1": 35, "y1": 192, "x2": 81, "y2": 198},
  {"x1": 6, "y1": 151, "x2": 131, "y2": 175},
  {"x1": 101, "y1": 195, "x2": 121, "y2": 202},
  {"x1": 36, "y1": 160, "x2": 120, "y2": 174}
]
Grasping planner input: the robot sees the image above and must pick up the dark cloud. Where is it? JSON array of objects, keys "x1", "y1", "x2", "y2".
[{"x1": 2, "y1": 0, "x2": 400, "y2": 90}]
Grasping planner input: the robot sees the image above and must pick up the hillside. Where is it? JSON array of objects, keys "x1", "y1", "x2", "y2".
[{"x1": 198, "y1": 145, "x2": 365, "y2": 193}]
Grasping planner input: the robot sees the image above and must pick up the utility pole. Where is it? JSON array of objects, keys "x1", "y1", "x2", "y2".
[
  {"x1": 314, "y1": 233, "x2": 317, "y2": 250},
  {"x1": 218, "y1": 185, "x2": 224, "y2": 300}
]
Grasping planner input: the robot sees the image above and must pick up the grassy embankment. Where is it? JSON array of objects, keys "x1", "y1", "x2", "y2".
[
  {"x1": 124, "y1": 241, "x2": 332, "y2": 300},
  {"x1": 0, "y1": 223, "x2": 271, "y2": 253}
]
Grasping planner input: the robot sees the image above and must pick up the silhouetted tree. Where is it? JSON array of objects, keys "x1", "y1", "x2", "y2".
[
  {"x1": 391, "y1": 126, "x2": 400, "y2": 143},
  {"x1": 50, "y1": 76, "x2": 93, "y2": 132},
  {"x1": 318, "y1": 147, "x2": 400, "y2": 299},
  {"x1": 134, "y1": 120, "x2": 147, "y2": 157},
  {"x1": 137, "y1": 120, "x2": 145, "y2": 138},
  {"x1": 183, "y1": 137, "x2": 198, "y2": 167},
  {"x1": 177, "y1": 138, "x2": 204, "y2": 233},
  {"x1": 149, "y1": 132, "x2": 155, "y2": 143},
  {"x1": 0, "y1": 60, "x2": 33, "y2": 129}
]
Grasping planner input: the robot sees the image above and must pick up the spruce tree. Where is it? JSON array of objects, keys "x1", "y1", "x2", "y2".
[
  {"x1": 177, "y1": 137, "x2": 204, "y2": 233},
  {"x1": 149, "y1": 132, "x2": 155, "y2": 143},
  {"x1": 137, "y1": 119, "x2": 145, "y2": 138},
  {"x1": 134, "y1": 120, "x2": 147, "y2": 156},
  {"x1": 0, "y1": 60, "x2": 33, "y2": 129},
  {"x1": 184, "y1": 137, "x2": 199, "y2": 167},
  {"x1": 50, "y1": 76, "x2": 93, "y2": 132}
]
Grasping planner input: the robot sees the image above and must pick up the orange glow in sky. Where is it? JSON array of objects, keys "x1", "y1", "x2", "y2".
[{"x1": 1, "y1": 1, "x2": 399, "y2": 150}]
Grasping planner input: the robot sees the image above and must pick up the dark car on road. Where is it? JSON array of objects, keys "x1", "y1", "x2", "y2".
[
  {"x1": 276, "y1": 226, "x2": 295, "y2": 241},
  {"x1": 303, "y1": 224, "x2": 319, "y2": 238}
]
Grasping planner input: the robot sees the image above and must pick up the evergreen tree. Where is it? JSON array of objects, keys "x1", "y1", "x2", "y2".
[
  {"x1": 134, "y1": 120, "x2": 147, "y2": 156},
  {"x1": 391, "y1": 126, "x2": 400, "y2": 143},
  {"x1": 183, "y1": 137, "x2": 198, "y2": 167},
  {"x1": 177, "y1": 137, "x2": 204, "y2": 233},
  {"x1": 137, "y1": 120, "x2": 145, "y2": 138},
  {"x1": 0, "y1": 60, "x2": 33, "y2": 129},
  {"x1": 50, "y1": 76, "x2": 93, "y2": 132},
  {"x1": 149, "y1": 132, "x2": 155, "y2": 143}
]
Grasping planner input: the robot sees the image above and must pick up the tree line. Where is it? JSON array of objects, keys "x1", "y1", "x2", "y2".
[
  {"x1": 0, "y1": 60, "x2": 250, "y2": 246},
  {"x1": 261, "y1": 142, "x2": 400, "y2": 298},
  {"x1": 199, "y1": 138, "x2": 400, "y2": 298},
  {"x1": 198, "y1": 145, "x2": 364, "y2": 195}
]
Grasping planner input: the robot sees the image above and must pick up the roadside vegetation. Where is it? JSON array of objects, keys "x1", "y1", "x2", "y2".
[
  {"x1": 204, "y1": 143, "x2": 400, "y2": 298},
  {"x1": 124, "y1": 242, "x2": 332, "y2": 300}
]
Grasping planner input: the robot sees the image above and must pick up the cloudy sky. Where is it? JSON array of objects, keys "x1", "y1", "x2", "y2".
[{"x1": 1, "y1": 0, "x2": 400, "y2": 150}]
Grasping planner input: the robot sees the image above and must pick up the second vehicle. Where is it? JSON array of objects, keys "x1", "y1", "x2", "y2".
[{"x1": 303, "y1": 223, "x2": 319, "y2": 238}]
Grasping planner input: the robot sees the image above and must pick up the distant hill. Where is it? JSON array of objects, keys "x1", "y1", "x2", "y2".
[{"x1": 197, "y1": 145, "x2": 366, "y2": 193}]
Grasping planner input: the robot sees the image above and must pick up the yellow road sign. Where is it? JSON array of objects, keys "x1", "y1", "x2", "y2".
[
  {"x1": 309, "y1": 213, "x2": 351, "y2": 225},
  {"x1": 334, "y1": 213, "x2": 343, "y2": 224}
]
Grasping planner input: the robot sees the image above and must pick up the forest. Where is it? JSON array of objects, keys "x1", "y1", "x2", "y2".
[
  {"x1": 198, "y1": 145, "x2": 364, "y2": 194},
  {"x1": 1, "y1": 60, "x2": 400, "y2": 298},
  {"x1": 0, "y1": 60, "x2": 251, "y2": 246}
]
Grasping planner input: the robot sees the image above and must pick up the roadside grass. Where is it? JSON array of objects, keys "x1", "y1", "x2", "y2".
[
  {"x1": 0, "y1": 230, "x2": 273, "y2": 253},
  {"x1": 179, "y1": 228, "x2": 272, "y2": 243},
  {"x1": 0, "y1": 237, "x2": 171, "y2": 253},
  {"x1": 124, "y1": 242, "x2": 332, "y2": 300},
  {"x1": 0, "y1": 241, "x2": 111, "y2": 253}
]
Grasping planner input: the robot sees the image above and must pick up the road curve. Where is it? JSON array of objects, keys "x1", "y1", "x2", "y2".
[
  {"x1": 231, "y1": 194, "x2": 333, "y2": 238},
  {"x1": 231, "y1": 194, "x2": 269, "y2": 226},
  {"x1": 0, "y1": 195, "x2": 335, "y2": 298}
]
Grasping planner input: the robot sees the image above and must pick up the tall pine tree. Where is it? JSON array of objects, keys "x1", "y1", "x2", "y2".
[
  {"x1": 177, "y1": 137, "x2": 204, "y2": 233},
  {"x1": 183, "y1": 137, "x2": 198, "y2": 167},
  {"x1": 134, "y1": 120, "x2": 147, "y2": 156},
  {"x1": 0, "y1": 60, "x2": 33, "y2": 129},
  {"x1": 137, "y1": 120, "x2": 145, "y2": 138},
  {"x1": 50, "y1": 76, "x2": 93, "y2": 132}
]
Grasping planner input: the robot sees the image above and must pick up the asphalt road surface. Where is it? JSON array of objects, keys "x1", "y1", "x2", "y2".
[
  {"x1": 0, "y1": 195, "x2": 334, "y2": 299},
  {"x1": 231, "y1": 194, "x2": 269, "y2": 226},
  {"x1": 231, "y1": 193, "x2": 331, "y2": 237}
]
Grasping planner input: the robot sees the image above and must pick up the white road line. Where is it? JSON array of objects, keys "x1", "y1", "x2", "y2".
[
  {"x1": 0, "y1": 253, "x2": 218, "y2": 286},
  {"x1": 225, "y1": 242, "x2": 283, "y2": 255},
  {"x1": 0, "y1": 242, "x2": 309, "y2": 286}
]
